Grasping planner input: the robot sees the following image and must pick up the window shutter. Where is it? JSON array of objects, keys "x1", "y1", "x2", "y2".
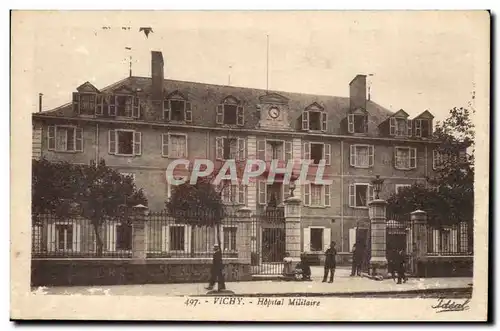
[
  {"x1": 161, "y1": 225, "x2": 170, "y2": 252},
  {"x1": 324, "y1": 184, "x2": 331, "y2": 207},
  {"x1": 132, "y1": 97, "x2": 140, "y2": 118},
  {"x1": 393, "y1": 148, "x2": 398, "y2": 169},
  {"x1": 407, "y1": 119, "x2": 412, "y2": 136},
  {"x1": 237, "y1": 138, "x2": 246, "y2": 161},
  {"x1": 108, "y1": 95, "x2": 116, "y2": 116},
  {"x1": 133, "y1": 131, "x2": 142, "y2": 155},
  {"x1": 107, "y1": 223, "x2": 116, "y2": 252},
  {"x1": 163, "y1": 100, "x2": 170, "y2": 120},
  {"x1": 303, "y1": 142, "x2": 310, "y2": 161},
  {"x1": 390, "y1": 117, "x2": 396, "y2": 135},
  {"x1": 96, "y1": 95, "x2": 103, "y2": 115},
  {"x1": 216, "y1": 137, "x2": 224, "y2": 160},
  {"x1": 72, "y1": 92, "x2": 80, "y2": 114},
  {"x1": 368, "y1": 184, "x2": 374, "y2": 202},
  {"x1": 348, "y1": 184, "x2": 355, "y2": 207},
  {"x1": 324, "y1": 143, "x2": 331, "y2": 165},
  {"x1": 216, "y1": 104, "x2": 224, "y2": 124},
  {"x1": 303, "y1": 183, "x2": 310, "y2": 206},
  {"x1": 347, "y1": 114, "x2": 354, "y2": 133},
  {"x1": 285, "y1": 141, "x2": 292, "y2": 162},
  {"x1": 258, "y1": 181, "x2": 266, "y2": 205},
  {"x1": 237, "y1": 105, "x2": 244, "y2": 125},
  {"x1": 368, "y1": 145, "x2": 374, "y2": 167},
  {"x1": 257, "y1": 139, "x2": 266, "y2": 161},
  {"x1": 162, "y1": 133, "x2": 169, "y2": 157},
  {"x1": 303, "y1": 227, "x2": 311, "y2": 252},
  {"x1": 349, "y1": 228, "x2": 357, "y2": 252},
  {"x1": 47, "y1": 126, "x2": 56, "y2": 150},
  {"x1": 321, "y1": 112, "x2": 327, "y2": 131},
  {"x1": 415, "y1": 119, "x2": 422, "y2": 137},
  {"x1": 302, "y1": 110, "x2": 309, "y2": 130},
  {"x1": 364, "y1": 115, "x2": 368, "y2": 133},
  {"x1": 323, "y1": 228, "x2": 331, "y2": 251},
  {"x1": 75, "y1": 127, "x2": 83, "y2": 152},
  {"x1": 410, "y1": 148, "x2": 417, "y2": 168},
  {"x1": 350, "y1": 145, "x2": 355, "y2": 166},
  {"x1": 185, "y1": 101, "x2": 192, "y2": 122},
  {"x1": 108, "y1": 130, "x2": 116, "y2": 154},
  {"x1": 238, "y1": 185, "x2": 246, "y2": 205},
  {"x1": 184, "y1": 226, "x2": 191, "y2": 253},
  {"x1": 72, "y1": 223, "x2": 81, "y2": 252}
]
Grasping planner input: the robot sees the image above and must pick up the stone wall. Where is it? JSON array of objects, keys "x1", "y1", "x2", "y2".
[{"x1": 31, "y1": 259, "x2": 252, "y2": 287}]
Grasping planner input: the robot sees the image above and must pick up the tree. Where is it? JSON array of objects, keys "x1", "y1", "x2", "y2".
[
  {"x1": 387, "y1": 106, "x2": 475, "y2": 228},
  {"x1": 32, "y1": 158, "x2": 148, "y2": 256}
]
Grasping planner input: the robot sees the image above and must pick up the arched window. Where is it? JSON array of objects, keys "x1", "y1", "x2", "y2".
[
  {"x1": 163, "y1": 90, "x2": 192, "y2": 122},
  {"x1": 216, "y1": 96, "x2": 244, "y2": 126}
]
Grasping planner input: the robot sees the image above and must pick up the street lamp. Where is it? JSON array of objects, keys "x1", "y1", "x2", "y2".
[
  {"x1": 132, "y1": 204, "x2": 149, "y2": 216},
  {"x1": 371, "y1": 175, "x2": 384, "y2": 200},
  {"x1": 289, "y1": 180, "x2": 296, "y2": 198}
]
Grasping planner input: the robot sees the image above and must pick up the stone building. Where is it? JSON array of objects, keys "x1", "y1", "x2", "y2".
[{"x1": 32, "y1": 50, "x2": 440, "y2": 259}]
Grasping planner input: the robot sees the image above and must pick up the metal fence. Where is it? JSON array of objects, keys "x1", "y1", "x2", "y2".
[{"x1": 32, "y1": 212, "x2": 239, "y2": 259}]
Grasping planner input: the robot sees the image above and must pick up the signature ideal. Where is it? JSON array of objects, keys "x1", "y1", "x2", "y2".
[{"x1": 431, "y1": 298, "x2": 470, "y2": 313}]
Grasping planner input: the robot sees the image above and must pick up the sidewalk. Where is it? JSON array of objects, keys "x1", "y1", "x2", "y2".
[{"x1": 36, "y1": 267, "x2": 473, "y2": 297}]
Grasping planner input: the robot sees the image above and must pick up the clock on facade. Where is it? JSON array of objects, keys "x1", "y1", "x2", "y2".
[{"x1": 268, "y1": 107, "x2": 280, "y2": 119}]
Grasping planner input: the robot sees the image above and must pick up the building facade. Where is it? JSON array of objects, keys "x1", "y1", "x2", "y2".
[{"x1": 32, "y1": 51, "x2": 441, "y2": 257}]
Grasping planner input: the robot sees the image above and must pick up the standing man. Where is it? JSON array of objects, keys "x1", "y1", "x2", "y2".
[
  {"x1": 395, "y1": 249, "x2": 407, "y2": 284},
  {"x1": 350, "y1": 243, "x2": 363, "y2": 276},
  {"x1": 322, "y1": 241, "x2": 337, "y2": 283},
  {"x1": 205, "y1": 244, "x2": 226, "y2": 291}
]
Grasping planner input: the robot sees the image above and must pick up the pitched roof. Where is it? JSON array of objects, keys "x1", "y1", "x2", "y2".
[{"x1": 35, "y1": 76, "x2": 396, "y2": 135}]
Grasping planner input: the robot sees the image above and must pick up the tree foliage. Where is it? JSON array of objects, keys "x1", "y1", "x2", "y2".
[
  {"x1": 387, "y1": 106, "x2": 474, "y2": 226},
  {"x1": 32, "y1": 158, "x2": 148, "y2": 255}
]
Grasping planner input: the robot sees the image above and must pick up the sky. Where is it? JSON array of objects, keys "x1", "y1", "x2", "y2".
[{"x1": 13, "y1": 11, "x2": 489, "y2": 122}]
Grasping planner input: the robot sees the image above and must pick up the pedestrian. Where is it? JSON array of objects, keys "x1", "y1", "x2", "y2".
[
  {"x1": 387, "y1": 248, "x2": 397, "y2": 281},
  {"x1": 323, "y1": 241, "x2": 337, "y2": 283},
  {"x1": 395, "y1": 249, "x2": 408, "y2": 284},
  {"x1": 205, "y1": 244, "x2": 226, "y2": 291},
  {"x1": 295, "y1": 253, "x2": 312, "y2": 281},
  {"x1": 350, "y1": 243, "x2": 363, "y2": 276}
]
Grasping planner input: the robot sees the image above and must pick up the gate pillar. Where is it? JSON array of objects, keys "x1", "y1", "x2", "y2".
[
  {"x1": 236, "y1": 206, "x2": 252, "y2": 264},
  {"x1": 368, "y1": 199, "x2": 388, "y2": 277},
  {"x1": 411, "y1": 210, "x2": 428, "y2": 277},
  {"x1": 284, "y1": 196, "x2": 301, "y2": 262}
]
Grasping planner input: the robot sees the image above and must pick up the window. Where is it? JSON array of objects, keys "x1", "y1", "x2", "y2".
[
  {"x1": 348, "y1": 183, "x2": 374, "y2": 208},
  {"x1": 221, "y1": 182, "x2": 246, "y2": 205},
  {"x1": 395, "y1": 184, "x2": 411, "y2": 194},
  {"x1": 390, "y1": 117, "x2": 409, "y2": 136},
  {"x1": 170, "y1": 226, "x2": 185, "y2": 251},
  {"x1": 55, "y1": 224, "x2": 73, "y2": 251},
  {"x1": 163, "y1": 99, "x2": 192, "y2": 122},
  {"x1": 347, "y1": 114, "x2": 368, "y2": 134},
  {"x1": 394, "y1": 147, "x2": 417, "y2": 170},
  {"x1": 108, "y1": 129, "x2": 141, "y2": 156},
  {"x1": 162, "y1": 133, "x2": 188, "y2": 158},
  {"x1": 222, "y1": 226, "x2": 237, "y2": 252},
  {"x1": 116, "y1": 223, "x2": 132, "y2": 250},
  {"x1": 303, "y1": 142, "x2": 331, "y2": 165},
  {"x1": 216, "y1": 137, "x2": 246, "y2": 160},
  {"x1": 310, "y1": 228, "x2": 324, "y2": 252},
  {"x1": 258, "y1": 181, "x2": 289, "y2": 205},
  {"x1": 107, "y1": 95, "x2": 140, "y2": 118},
  {"x1": 47, "y1": 125, "x2": 83, "y2": 152},
  {"x1": 303, "y1": 184, "x2": 331, "y2": 207},
  {"x1": 257, "y1": 139, "x2": 292, "y2": 161},
  {"x1": 350, "y1": 145, "x2": 374, "y2": 168},
  {"x1": 79, "y1": 93, "x2": 96, "y2": 115},
  {"x1": 216, "y1": 101, "x2": 244, "y2": 126},
  {"x1": 415, "y1": 119, "x2": 431, "y2": 138},
  {"x1": 302, "y1": 110, "x2": 327, "y2": 131}
]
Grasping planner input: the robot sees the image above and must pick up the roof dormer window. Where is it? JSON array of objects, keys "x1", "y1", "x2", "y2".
[
  {"x1": 348, "y1": 113, "x2": 368, "y2": 134},
  {"x1": 390, "y1": 117, "x2": 411, "y2": 137},
  {"x1": 216, "y1": 96, "x2": 244, "y2": 126},
  {"x1": 302, "y1": 103, "x2": 327, "y2": 132},
  {"x1": 413, "y1": 110, "x2": 434, "y2": 138},
  {"x1": 163, "y1": 91, "x2": 192, "y2": 123}
]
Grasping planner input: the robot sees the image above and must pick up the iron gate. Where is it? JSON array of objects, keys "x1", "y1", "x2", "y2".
[{"x1": 250, "y1": 207, "x2": 286, "y2": 275}]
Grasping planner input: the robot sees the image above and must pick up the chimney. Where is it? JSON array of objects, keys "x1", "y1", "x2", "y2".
[
  {"x1": 38, "y1": 93, "x2": 43, "y2": 113},
  {"x1": 151, "y1": 51, "x2": 164, "y2": 110},
  {"x1": 349, "y1": 74, "x2": 367, "y2": 111}
]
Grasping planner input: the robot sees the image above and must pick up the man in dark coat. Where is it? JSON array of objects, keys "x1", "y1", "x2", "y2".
[
  {"x1": 205, "y1": 244, "x2": 226, "y2": 291},
  {"x1": 395, "y1": 249, "x2": 407, "y2": 284},
  {"x1": 322, "y1": 241, "x2": 337, "y2": 283},
  {"x1": 350, "y1": 243, "x2": 363, "y2": 276}
]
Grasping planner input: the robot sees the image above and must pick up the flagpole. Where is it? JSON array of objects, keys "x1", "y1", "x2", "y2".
[{"x1": 266, "y1": 35, "x2": 269, "y2": 93}]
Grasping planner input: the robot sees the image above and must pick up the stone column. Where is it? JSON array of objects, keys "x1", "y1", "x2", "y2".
[
  {"x1": 411, "y1": 210, "x2": 428, "y2": 277},
  {"x1": 236, "y1": 206, "x2": 252, "y2": 264},
  {"x1": 284, "y1": 196, "x2": 301, "y2": 262},
  {"x1": 131, "y1": 214, "x2": 147, "y2": 264},
  {"x1": 368, "y1": 199, "x2": 388, "y2": 277}
]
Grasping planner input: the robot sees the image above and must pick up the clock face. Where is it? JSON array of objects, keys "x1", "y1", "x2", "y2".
[{"x1": 268, "y1": 107, "x2": 280, "y2": 119}]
